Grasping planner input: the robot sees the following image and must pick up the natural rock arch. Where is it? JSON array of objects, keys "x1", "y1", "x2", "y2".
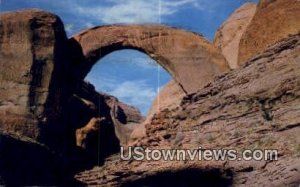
[{"x1": 71, "y1": 25, "x2": 229, "y2": 94}]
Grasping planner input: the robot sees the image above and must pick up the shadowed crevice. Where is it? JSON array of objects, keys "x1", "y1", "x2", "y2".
[{"x1": 121, "y1": 168, "x2": 233, "y2": 187}]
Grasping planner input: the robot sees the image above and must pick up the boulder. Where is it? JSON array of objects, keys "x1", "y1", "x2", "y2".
[
  {"x1": 238, "y1": 0, "x2": 300, "y2": 64},
  {"x1": 214, "y1": 3, "x2": 257, "y2": 69}
]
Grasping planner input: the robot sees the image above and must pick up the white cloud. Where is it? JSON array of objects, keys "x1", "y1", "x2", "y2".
[
  {"x1": 91, "y1": 77, "x2": 117, "y2": 91},
  {"x1": 65, "y1": 23, "x2": 74, "y2": 33},
  {"x1": 113, "y1": 56, "x2": 158, "y2": 69},
  {"x1": 133, "y1": 57, "x2": 159, "y2": 69},
  {"x1": 110, "y1": 80, "x2": 157, "y2": 109},
  {"x1": 75, "y1": 0, "x2": 200, "y2": 24},
  {"x1": 84, "y1": 22, "x2": 95, "y2": 28},
  {"x1": 85, "y1": 76, "x2": 158, "y2": 114}
]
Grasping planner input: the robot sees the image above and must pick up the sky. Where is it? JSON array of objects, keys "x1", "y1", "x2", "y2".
[{"x1": 0, "y1": 0, "x2": 258, "y2": 115}]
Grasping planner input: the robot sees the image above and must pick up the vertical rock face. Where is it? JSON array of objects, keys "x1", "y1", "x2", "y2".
[
  {"x1": 65, "y1": 80, "x2": 144, "y2": 162},
  {"x1": 0, "y1": 9, "x2": 68, "y2": 139},
  {"x1": 213, "y1": 3, "x2": 257, "y2": 69},
  {"x1": 69, "y1": 81, "x2": 144, "y2": 126},
  {"x1": 238, "y1": 0, "x2": 300, "y2": 64}
]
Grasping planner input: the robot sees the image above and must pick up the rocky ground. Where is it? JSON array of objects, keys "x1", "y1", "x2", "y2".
[{"x1": 75, "y1": 33, "x2": 300, "y2": 187}]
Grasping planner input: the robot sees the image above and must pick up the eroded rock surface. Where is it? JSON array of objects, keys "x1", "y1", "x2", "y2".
[
  {"x1": 129, "y1": 80, "x2": 185, "y2": 145},
  {"x1": 214, "y1": 3, "x2": 257, "y2": 69},
  {"x1": 75, "y1": 34, "x2": 300, "y2": 187},
  {"x1": 238, "y1": 0, "x2": 300, "y2": 64},
  {"x1": 65, "y1": 80, "x2": 144, "y2": 162},
  {"x1": 148, "y1": 80, "x2": 186, "y2": 117},
  {"x1": 0, "y1": 9, "x2": 68, "y2": 140},
  {"x1": 76, "y1": 117, "x2": 104, "y2": 149}
]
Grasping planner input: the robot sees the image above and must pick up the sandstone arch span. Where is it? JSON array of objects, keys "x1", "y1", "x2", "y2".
[{"x1": 72, "y1": 25, "x2": 229, "y2": 94}]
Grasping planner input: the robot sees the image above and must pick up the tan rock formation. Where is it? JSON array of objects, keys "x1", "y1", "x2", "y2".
[
  {"x1": 108, "y1": 101, "x2": 140, "y2": 146},
  {"x1": 0, "y1": 9, "x2": 68, "y2": 139},
  {"x1": 148, "y1": 80, "x2": 186, "y2": 116},
  {"x1": 214, "y1": 3, "x2": 257, "y2": 69},
  {"x1": 67, "y1": 81, "x2": 143, "y2": 156},
  {"x1": 76, "y1": 117, "x2": 104, "y2": 149},
  {"x1": 129, "y1": 80, "x2": 185, "y2": 145},
  {"x1": 238, "y1": 0, "x2": 300, "y2": 64},
  {"x1": 72, "y1": 25, "x2": 230, "y2": 94},
  {"x1": 0, "y1": 10, "x2": 230, "y2": 144},
  {"x1": 70, "y1": 80, "x2": 144, "y2": 126}
]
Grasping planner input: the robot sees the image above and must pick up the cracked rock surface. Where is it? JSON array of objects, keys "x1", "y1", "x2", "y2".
[{"x1": 75, "y1": 34, "x2": 300, "y2": 187}]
